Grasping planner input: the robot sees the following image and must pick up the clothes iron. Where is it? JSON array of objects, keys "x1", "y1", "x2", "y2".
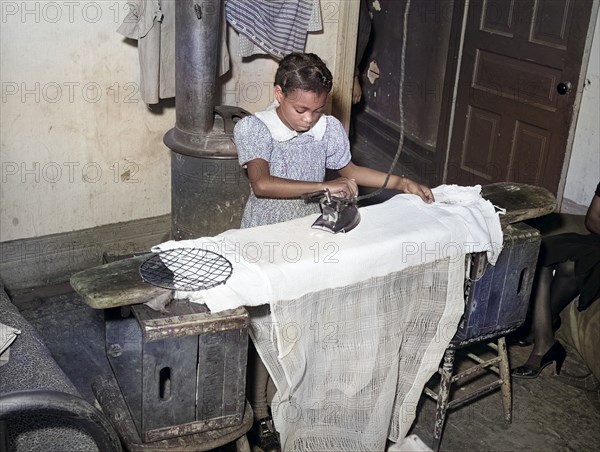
[{"x1": 303, "y1": 189, "x2": 361, "y2": 233}]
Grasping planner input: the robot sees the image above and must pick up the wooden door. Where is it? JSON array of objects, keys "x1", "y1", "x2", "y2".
[{"x1": 446, "y1": 0, "x2": 597, "y2": 194}]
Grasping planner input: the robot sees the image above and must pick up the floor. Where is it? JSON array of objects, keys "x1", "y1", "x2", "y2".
[{"x1": 9, "y1": 282, "x2": 600, "y2": 452}]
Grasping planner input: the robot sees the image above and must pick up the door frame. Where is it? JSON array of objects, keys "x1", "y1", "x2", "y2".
[
  {"x1": 556, "y1": 5, "x2": 599, "y2": 207},
  {"x1": 330, "y1": 0, "x2": 361, "y2": 133}
]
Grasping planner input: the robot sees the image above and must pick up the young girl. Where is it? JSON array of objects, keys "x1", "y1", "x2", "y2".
[{"x1": 233, "y1": 52, "x2": 433, "y2": 451}]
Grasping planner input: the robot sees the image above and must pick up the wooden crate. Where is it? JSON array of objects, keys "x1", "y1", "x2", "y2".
[
  {"x1": 453, "y1": 222, "x2": 541, "y2": 346},
  {"x1": 105, "y1": 300, "x2": 249, "y2": 442}
]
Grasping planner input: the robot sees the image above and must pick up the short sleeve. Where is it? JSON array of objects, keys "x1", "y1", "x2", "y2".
[
  {"x1": 233, "y1": 116, "x2": 274, "y2": 166},
  {"x1": 324, "y1": 116, "x2": 351, "y2": 170}
]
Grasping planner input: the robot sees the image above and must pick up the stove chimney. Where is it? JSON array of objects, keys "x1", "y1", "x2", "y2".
[{"x1": 164, "y1": 0, "x2": 250, "y2": 240}]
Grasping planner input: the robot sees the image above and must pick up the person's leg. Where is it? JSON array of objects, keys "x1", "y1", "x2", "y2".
[
  {"x1": 247, "y1": 345, "x2": 271, "y2": 421},
  {"x1": 525, "y1": 265, "x2": 555, "y2": 365},
  {"x1": 247, "y1": 342, "x2": 281, "y2": 452},
  {"x1": 529, "y1": 260, "x2": 579, "y2": 356},
  {"x1": 549, "y1": 259, "x2": 579, "y2": 328},
  {"x1": 515, "y1": 261, "x2": 577, "y2": 376}
]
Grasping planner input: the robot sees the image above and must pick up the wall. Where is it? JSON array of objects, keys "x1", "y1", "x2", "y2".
[
  {"x1": 562, "y1": 8, "x2": 600, "y2": 212},
  {"x1": 352, "y1": 0, "x2": 457, "y2": 186},
  {"x1": 361, "y1": 0, "x2": 453, "y2": 151},
  {"x1": 0, "y1": 0, "x2": 342, "y2": 243},
  {"x1": 1, "y1": 1, "x2": 174, "y2": 242}
]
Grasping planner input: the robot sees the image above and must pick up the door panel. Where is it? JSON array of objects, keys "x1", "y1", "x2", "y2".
[
  {"x1": 473, "y1": 50, "x2": 563, "y2": 111},
  {"x1": 447, "y1": 0, "x2": 596, "y2": 193}
]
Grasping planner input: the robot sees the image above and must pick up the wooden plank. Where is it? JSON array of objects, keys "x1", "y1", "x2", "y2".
[
  {"x1": 70, "y1": 254, "x2": 172, "y2": 309},
  {"x1": 0, "y1": 215, "x2": 169, "y2": 292},
  {"x1": 481, "y1": 182, "x2": 556, "y2": 226}
]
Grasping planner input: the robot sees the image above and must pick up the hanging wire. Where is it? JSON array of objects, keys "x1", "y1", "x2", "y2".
[{"x1": 357, "y1": 0, "x2": 412, "y2": 202}]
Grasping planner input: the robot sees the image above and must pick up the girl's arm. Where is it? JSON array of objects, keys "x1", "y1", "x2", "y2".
[
  {"x1": 338, "y1": 162, "x2": 434, "y2": 203},
  {"x1": 246, "y1": 159, "x2": 359, "y2": 199}
]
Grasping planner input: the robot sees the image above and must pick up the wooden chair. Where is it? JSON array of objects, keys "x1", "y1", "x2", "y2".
[{"x1": 424, "y1": 183, "x2": 556, "y2": 450}]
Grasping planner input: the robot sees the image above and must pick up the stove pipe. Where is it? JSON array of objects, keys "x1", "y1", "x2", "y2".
[{"x1": 164, "y1": 0, "x2": 250, "y2": 240}]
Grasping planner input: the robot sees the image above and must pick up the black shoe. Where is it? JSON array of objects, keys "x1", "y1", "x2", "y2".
[
  {"x1": 249, "y1": 417, "x2": 281, "y2": 452},
  {"x1": 512, "y1": 341, "x2": 566, "y2": 379}
]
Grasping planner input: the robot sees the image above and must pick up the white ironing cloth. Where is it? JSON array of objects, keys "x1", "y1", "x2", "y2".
[{"x1": 153, "y1": 186, "x2": 503, "y2": 313}]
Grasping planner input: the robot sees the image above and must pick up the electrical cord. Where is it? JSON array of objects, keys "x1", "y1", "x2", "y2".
[{"x1": 357, "y1": 0, "x2": 411, "y2": 202}]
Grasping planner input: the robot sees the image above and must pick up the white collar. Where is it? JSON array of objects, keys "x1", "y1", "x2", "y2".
[{"x1": 254, "y1": 101, "x2": 327, "y2": 142}]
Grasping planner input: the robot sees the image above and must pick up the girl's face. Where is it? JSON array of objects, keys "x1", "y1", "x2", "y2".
[{"x1": 274, "y1": 86, "x2": 328, "y2": 133}]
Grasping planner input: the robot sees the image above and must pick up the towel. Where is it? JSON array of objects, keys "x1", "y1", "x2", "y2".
[
  {"x1": 430, "y1": 184, "x2": 504, "y2": 264},
  {"x1": 152, "y1": 186, "x2": 503, "y2": 312}
]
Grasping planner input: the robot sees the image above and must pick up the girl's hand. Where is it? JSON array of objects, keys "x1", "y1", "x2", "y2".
[
  {"x1": 325, "y1": 177, "x2": 359, "y2": 199},
  {"x1": 400, "y1": 177, "x2": 435, "y2": 203}
]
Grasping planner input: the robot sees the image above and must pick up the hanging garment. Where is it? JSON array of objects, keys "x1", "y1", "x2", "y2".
[
  {"x1": 118, "y1": 0, "x2": 230, "y2": 105},
  {"x1": 117, "y1": 0, "x2": 175, "y2": 104},
  {"x1": 225, "y1": 0, "x2": 322, "y2": 58}
]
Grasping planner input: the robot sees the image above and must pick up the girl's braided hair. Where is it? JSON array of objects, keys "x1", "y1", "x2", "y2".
[{"x1": 274, "y1": 53, "x2": 333, "y2": 95}]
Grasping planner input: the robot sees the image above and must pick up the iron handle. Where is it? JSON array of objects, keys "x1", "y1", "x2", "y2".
[{"x1": 556, "y1": 82, "x2": 571, "y2": 95}]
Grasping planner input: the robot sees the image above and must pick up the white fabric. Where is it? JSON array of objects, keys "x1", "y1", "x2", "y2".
[
  {"x1": 431, "y1": 183, "x2": 483, "y2": 204},
  {"x1": 0, "y1": 322, "x2": 20, "y2": 367},
  {"x1": 388, "y1": 434, "x2": 433, "y2": 451},
  {"x1": 249, "y1": 258, "x2": 465, "y2": 451},
  {"x1": 430, "y1": 184, "x2": 504, "y2": 264},
  {"x1": 255, "y1": 101, "x2": 327, "y2": 142},
  {"x1": 152, "y1": 187, "x2": 503, "y2": 313}
]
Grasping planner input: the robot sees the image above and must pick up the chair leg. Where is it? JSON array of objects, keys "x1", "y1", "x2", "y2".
[
  {"x1": 497, "y1": 336, "x2": 512, "y2": 423},
  {"x1": 432, "y1": 348, "x2": 455, "y2": 451}
]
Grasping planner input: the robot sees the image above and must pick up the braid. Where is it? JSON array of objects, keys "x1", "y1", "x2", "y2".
[{"x1": 275, "y1": 53, "x2": 333, "y2": 95}]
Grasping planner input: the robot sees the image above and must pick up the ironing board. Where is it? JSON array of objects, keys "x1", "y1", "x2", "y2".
[
  {"x1": 138, "y1": 185, "x2": 504, "y2": 451},
  {"x1": 72, "y1": 182, "x2": 555, "y2": 451}
]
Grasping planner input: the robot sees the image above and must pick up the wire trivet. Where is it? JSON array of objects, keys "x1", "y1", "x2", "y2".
[{"x1": 139, "y1": 248, "x2": 233, "y2": 291}]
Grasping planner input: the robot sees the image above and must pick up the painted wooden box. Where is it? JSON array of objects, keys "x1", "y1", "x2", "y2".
[
  {"x1": 104, "y1": 300, "x2": 249, "y2": 442},
  {"x1": 452, "y1": 222, "x2": 541, "y2": 346}
]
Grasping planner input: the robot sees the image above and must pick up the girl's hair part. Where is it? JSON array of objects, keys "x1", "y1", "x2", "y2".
[{"x1": 274, "y1": 53, "x2": 333, "y2": 95}]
